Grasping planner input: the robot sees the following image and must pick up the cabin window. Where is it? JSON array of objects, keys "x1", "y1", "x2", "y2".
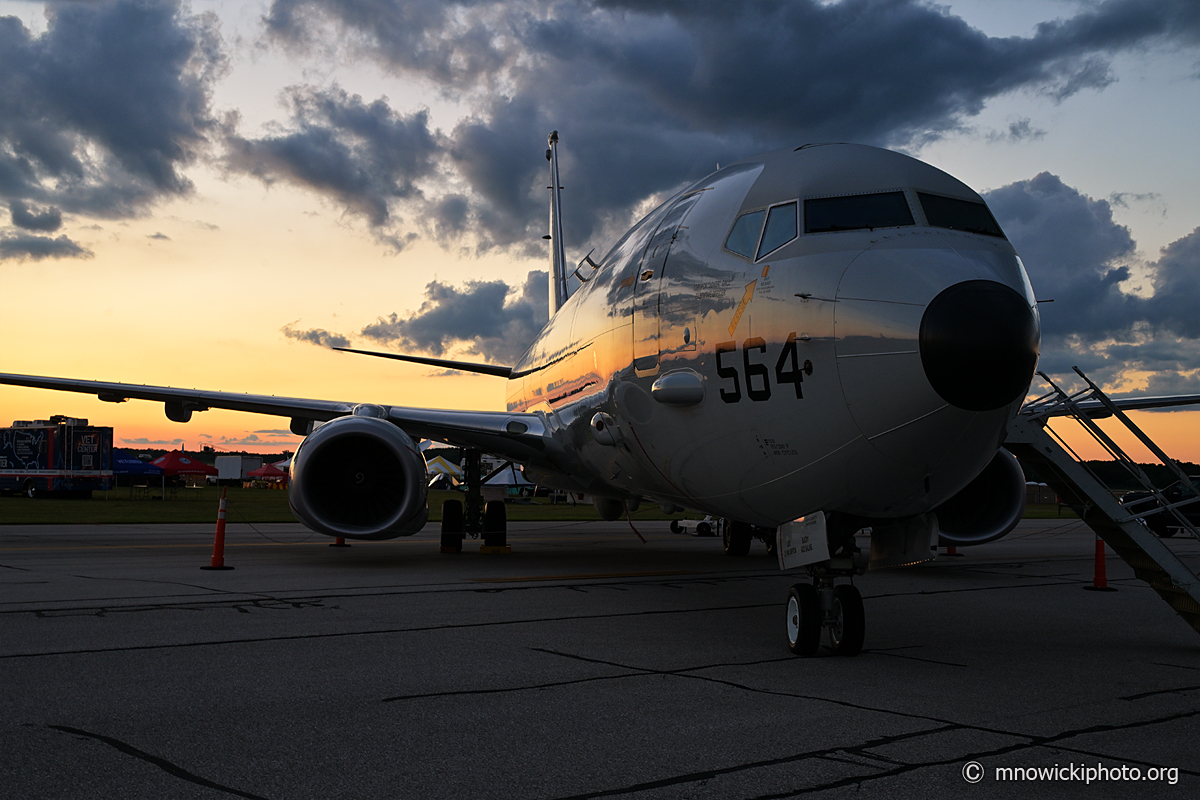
[
  {"x1": 757, "y1": 202, "x2": 798, "y2": 258},
  {"x1": 804, "y1": 191, "x2": 914, "y2": 234},
  {"x1": 918, "y1": 192, "x2": 1006, "y2": 238},
  {"x1": 724, "y1": 209, "x2": 765, "y2": 258}
]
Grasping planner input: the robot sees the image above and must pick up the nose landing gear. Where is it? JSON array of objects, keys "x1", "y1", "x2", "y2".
[
  {"x1": 784, "y1": 529, "x2": 868, "y2": 656},
  {"x1": 786, "y1": 579, "x2": 864, "y2": 656},
  {"x1": 825, "y1": 582, "x2": 865, "y2": 655}
]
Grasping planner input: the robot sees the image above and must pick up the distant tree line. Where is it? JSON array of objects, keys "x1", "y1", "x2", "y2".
[
  {"x1": 1018, "y1": 458, "x2": 1200, "y2": 492},
  {"x1": 126, "y1": 447, "x2": 293, "y2": 466}
]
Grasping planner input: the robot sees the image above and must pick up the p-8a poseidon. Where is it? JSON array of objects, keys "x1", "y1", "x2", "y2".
[{"x1": 2, "y1": 134, "x2": 1045, "y2": 656}]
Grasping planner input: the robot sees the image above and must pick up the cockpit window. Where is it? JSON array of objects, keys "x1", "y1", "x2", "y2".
[
  {"x1": 724, "y1": 209, "x2": 765, "y2": 258},
  {"x1": 918, "y1": 192, "x2": 1006, "y2": 238},
  {"x1": 757, "y1": 202, "x2": 798, "y2": 258},
  {"x1": 804, "y1": 191, "x2": 914, "y2": 234}
]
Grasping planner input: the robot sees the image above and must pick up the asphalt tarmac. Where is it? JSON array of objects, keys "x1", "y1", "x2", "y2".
[{"x1": 1, "y1": 516, "x2": 1198, "y2": 799}]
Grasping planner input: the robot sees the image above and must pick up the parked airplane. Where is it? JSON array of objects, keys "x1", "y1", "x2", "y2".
[{"x1": 0, "y1": 133, "x2": 1087, "y2": 656}]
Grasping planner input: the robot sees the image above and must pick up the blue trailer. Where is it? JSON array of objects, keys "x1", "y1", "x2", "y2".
[{"x1": 0, "y1": 416, "x2": 114, "y2": 498}]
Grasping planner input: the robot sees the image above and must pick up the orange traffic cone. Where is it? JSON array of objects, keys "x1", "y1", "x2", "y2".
[
  {"x1": 201, "y1": 488, "x2": 234, "y2": 570},
  {"x1": 1083, "y1": 536, "x2": 1115, "y2": 592}
]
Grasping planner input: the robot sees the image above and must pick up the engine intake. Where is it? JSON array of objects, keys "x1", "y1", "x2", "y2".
[
  {"x1": 290, "y1": 415, "x2": 428, "y2": 539},
  {"x1": 934, "y1": 448, "x2": 1026, "y2": 547}
]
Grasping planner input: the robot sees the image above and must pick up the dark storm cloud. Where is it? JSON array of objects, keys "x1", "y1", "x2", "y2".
[
  {"x1": 264, "y1": 0, "x2": 505, "y2": 87},
  {"x1": 986, "y1": 172, "x2": 1138, "y2": 341},
  {"x1": 1144, "y1": 227, "x2": 1200, "y2": 340},
  {"x1": 359, "y1": 270, "x2": 549, "y2": 364},
  {"x1": 0, "y1": 0, "x2": 224, "y2": 220},
  {"x1": 9, "y1": 201, "x2": 62, "y2": 232},
  {"x1": 0, "y1": 233, "x2": 92, "y2": 261},
  {"x1": 255, "y1": 0, "x2": 1200, "y2": 255},
  {"x1": 225, "y1": 85, "x2": 440, "y2": 234},
  {"x1": 986, "y1": 175, "x2": 1200, "y2": 391},
  {"x1": 281, "y1": 322, "x2": 351, "y2": 349}
]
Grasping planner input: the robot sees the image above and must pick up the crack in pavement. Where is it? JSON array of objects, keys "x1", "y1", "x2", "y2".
[
  {"x1": 740, "y1": 710, "x2": 1200, "y2": 799},
  {"x1": 32, "y1": 596, "x2": 333, "y2": 619},
  {"x1": 1120, "y1": 683, "x2": 1200, "y2": 701},
  {"x1": 0, "y1": 570, "x2": 781, "y2": 616},
  {"x1": 380, "y1": 654, "x2": 798, "y2": 703},
  {"x1": 546, "y1": 706, "x2": 1200, "y2": 799},
  {"x1": 864, "y1": 650, "x2": 968, "y2": 667},
  {"x1": 1, "y1": 564, "x2": 1100, "y2": 618},
  {"x1": 0, "y1": 601, "x2": 777, "y2": 660},
  {"x1": 546, "y1": 726, "x2": 957, "y2": 800},
  {"x1": 47, "y1": 725, "x2": 271, "y2": 800},
  {"x1": 524, "y1": 647, "x2": 1200, "y2": 799}
]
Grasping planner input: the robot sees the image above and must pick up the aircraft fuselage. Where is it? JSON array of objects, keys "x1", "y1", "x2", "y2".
[{"x1": 508, "y1": 144, "x2": 1040, "y2": 527}]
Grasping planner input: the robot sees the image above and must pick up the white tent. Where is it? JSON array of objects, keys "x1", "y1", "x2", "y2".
[
  {"x1": 484, "y1": 464, "x2": 533, "y2": 486},
  {"x1": 425, "y1": 454, "x2": 463, "y2": 479}
]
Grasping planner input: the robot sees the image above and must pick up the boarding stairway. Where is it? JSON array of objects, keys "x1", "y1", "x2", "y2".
[{"x1": 1005, "y1": 368, "x2": 1200, "y2": 635}]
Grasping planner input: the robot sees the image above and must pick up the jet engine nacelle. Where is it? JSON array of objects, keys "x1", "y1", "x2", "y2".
[
  {"x1": 289, "y1": 414, "x2": 429, "y2": 540},
  {"x1": 934, "y1": 448, "x2": 1026, "y2": 547}
]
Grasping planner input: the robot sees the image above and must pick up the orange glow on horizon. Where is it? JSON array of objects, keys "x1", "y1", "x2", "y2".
[{"x1": 1044, "y1": 409, "x2": 1200, "y2": 466}]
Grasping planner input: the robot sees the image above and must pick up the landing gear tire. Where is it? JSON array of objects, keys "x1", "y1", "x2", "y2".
[
  {"x1": 440, "y1": 499, "x2": 464, "y2": 553},
  {"x1": 723, "y1": 521, "x2": 752, "y2": 556},
  {"x1": 483, "y1": 500, "x2": 507, "y2": 548},
  {"x1": 829, "y1": 584, "x2": 865, "y2": 657},
  {"x1": 786, "y1": 583, "x2": 821, "y2": 656},
  {"x1": 764, "y1": 534, "x2": 777, "y2": 558}
]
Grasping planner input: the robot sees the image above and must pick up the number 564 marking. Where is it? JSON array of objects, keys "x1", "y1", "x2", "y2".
[{"x1": 715, "y1": 333, "x2": 813, "y2": 403}]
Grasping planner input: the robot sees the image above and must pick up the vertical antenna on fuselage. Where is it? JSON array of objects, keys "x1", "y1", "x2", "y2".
[{"x1": 546, "y1": 131, "x2": 568, "y2": 317}]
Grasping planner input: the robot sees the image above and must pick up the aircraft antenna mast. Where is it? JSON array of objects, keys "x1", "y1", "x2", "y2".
[{"x1": 547, "y1": 131, "x2": 568, "y2": 317}]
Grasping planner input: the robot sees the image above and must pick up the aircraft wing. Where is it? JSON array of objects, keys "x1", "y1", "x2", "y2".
[
  {"x1": 1091, "y1": 394, "x2": 1200, "y2": 412},
  {"x1": 0, "y1": 372, "x2": 551, "y2": 463},
  {"x1": 1029, "y1": 393, "x2": 1200, "y2": 418}
]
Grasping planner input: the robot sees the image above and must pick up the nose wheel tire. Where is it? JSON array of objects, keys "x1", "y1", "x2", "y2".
[
  {"x1": 786, "y1": 583, "x2": 821, "y2": 656},
  {"x1": 829, "y1": 584, "x2": 865, "y2": 656}
]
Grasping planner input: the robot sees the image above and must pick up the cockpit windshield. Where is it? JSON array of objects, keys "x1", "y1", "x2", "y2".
[
  {"x1": 804, "y1": 191, "x2": 914, "y2": 234},
  {"x1": 918, "y1": 192, "x2": 1006, "y2": 238},
  {"x1": 724, "y1": 209, "x2": 765, "y2": 258},
  {"x1": 758, "y1": 202, "x2": 797, "y2": 258}
]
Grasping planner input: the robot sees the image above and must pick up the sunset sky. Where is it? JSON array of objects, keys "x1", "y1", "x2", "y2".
[{"x1": 1, "y1": 0, "x2": 1199, "y2": 462}]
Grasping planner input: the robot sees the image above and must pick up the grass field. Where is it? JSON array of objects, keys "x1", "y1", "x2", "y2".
[
  {"x1": 0, "y1": 487, "x2": 1078, "y2": 525},
  {"x1": 0, "y1": 487, "x2": 684, "y2": 525}
]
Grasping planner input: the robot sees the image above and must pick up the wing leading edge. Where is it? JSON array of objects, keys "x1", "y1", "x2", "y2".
[
  {"x1": 1027, "y1": 393, "x2": 1200, "y2": 418},
  {"x1": 0, "y1": 372, "x2": 551, "y2": 465}
]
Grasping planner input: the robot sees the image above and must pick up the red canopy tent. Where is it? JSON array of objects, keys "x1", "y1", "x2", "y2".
[
  {"x1": 150, "y1": 451, "x2": 218, "y2": 476},
  {"x1": 246, "y1": 463, "x2": 288, "y2": 481}
]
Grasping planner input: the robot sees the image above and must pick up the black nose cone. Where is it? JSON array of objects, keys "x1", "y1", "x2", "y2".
[{"x1": 919, "y1": 280, "x2": 1040, "y2": 412}]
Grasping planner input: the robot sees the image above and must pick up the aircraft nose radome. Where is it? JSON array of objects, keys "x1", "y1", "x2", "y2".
[{"x1": 919, "y1": 280, "x2": 1040, "y2": 412}]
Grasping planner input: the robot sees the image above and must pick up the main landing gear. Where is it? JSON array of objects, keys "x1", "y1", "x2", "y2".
[
  {"x1": 722, "y1": 519, "x2": 777, "y2": 557},
  {"x1": 439, "y1": 449, "x2": 509, "y2": 553}
]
